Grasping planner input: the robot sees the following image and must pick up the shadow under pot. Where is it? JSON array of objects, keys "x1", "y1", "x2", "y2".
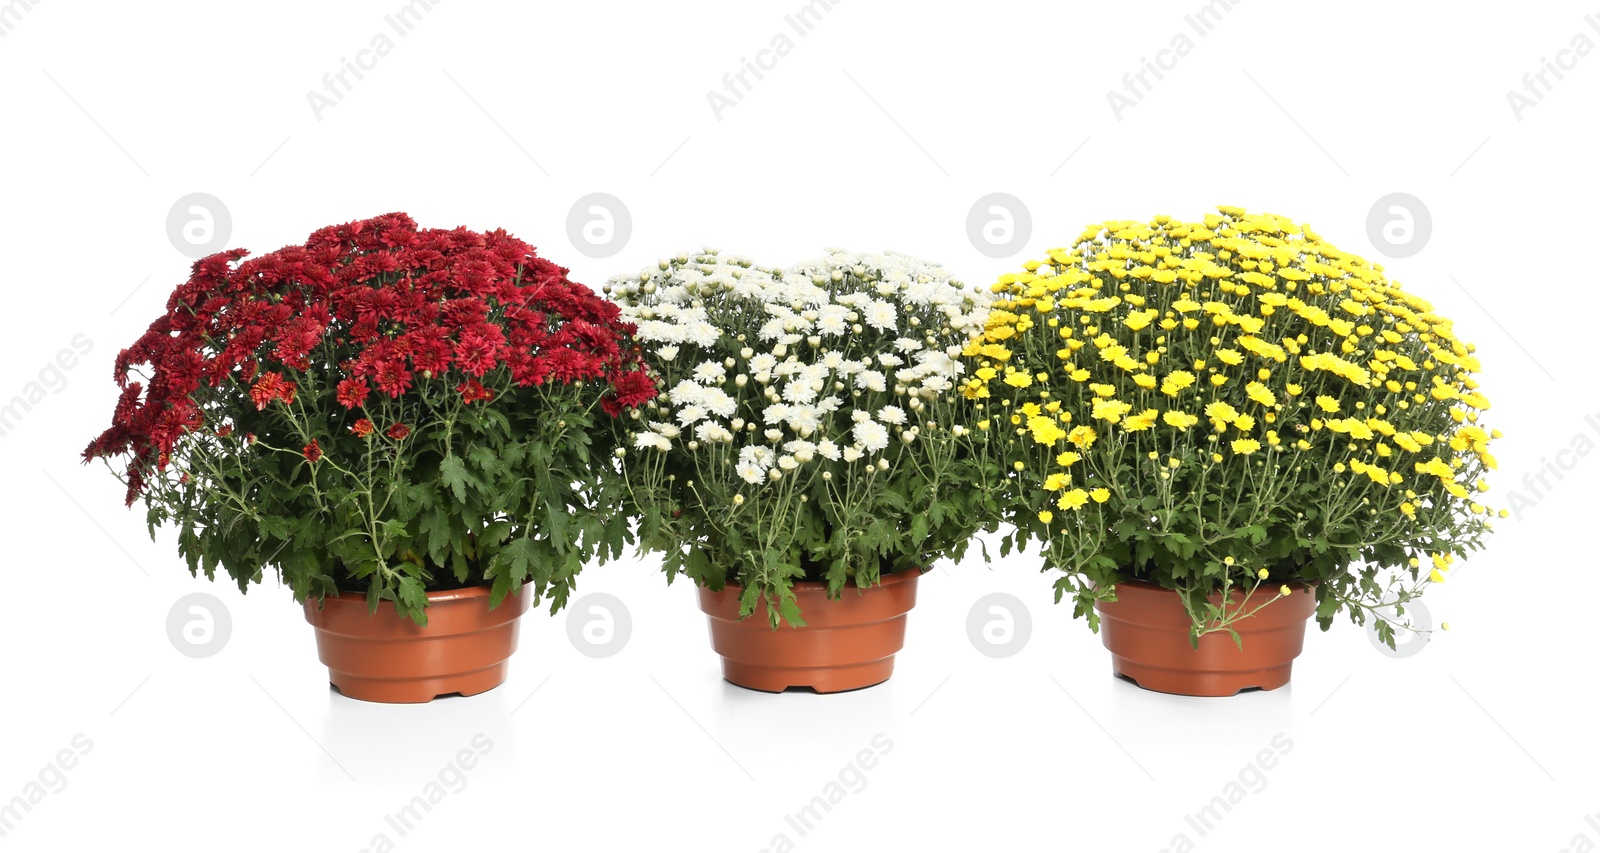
[
  {"x1": 1094, "y1": 579, "x2": 1317, "y2": 697},
  {"x1": 303, "y1": 586, "x2": 532, "y2": 704},
  {"x1": 697, "y1": 568, "x2": 922, "y2": 694}
]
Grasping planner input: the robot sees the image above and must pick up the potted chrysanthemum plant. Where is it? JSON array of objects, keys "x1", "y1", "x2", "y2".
[
  {"x1": 606, "y1": 248, "x2": 999, "y2": 692},
  {"x1": 83, "y1": 213, "x2": 656, "y2": 703},
  {"x1": 969, "y1": 207, "x2": 1502, "y2": 696}
]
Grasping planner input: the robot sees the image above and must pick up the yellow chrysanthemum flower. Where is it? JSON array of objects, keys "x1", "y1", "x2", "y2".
[
  {"x1": 1058, "y1": 489, "x2": 1091, "y2": 510},
  {"x1": 1163, "y1": 411, "x2": 1199, "y2": 430},
  {"x1": 1122, "y1": 409, "x2": 1159, "y2": 431},
  {"x1": 1027, "y1": 415, "x2": 1068, "y2": 446},
  {"x1": 1092, "y1": 399, "x2": 1133, "y2": 422},
  {"x1": 1245, "y1": 382, "x2": 1277, "y2": 407}
]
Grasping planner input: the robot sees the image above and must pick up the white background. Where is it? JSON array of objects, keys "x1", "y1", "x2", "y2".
[{"x1": 1, "y1": 1, "x2": 1595, "y2": 851}]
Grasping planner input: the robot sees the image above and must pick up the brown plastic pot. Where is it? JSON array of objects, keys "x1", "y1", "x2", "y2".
[
  {"x1": 1095, "y1": 579, "x2": 1317, "y2": 697},
  {"x1": 697, "y1": 569, "x2": 922, "y2": 693},
  {"x1": 303, "y1": 586, "x2": 531, "y2": 704}
]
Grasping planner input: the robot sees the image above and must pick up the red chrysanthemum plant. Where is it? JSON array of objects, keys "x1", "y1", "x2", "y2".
[{"x1": 84, "y1": 213, "x2": 656, "y2": 624}]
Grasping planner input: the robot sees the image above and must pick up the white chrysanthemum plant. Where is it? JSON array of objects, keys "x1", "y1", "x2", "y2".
[{"x1": 605, "y1": 248, "x2": 1002, "y2": 627}]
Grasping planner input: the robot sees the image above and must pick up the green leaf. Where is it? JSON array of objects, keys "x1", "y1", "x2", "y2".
[
  {"x1": 397, "y1": 575, "x2": 428, "y2": 619},
  {"x1": 439, "y1": 454, "x2": 472, "y2": 503}
]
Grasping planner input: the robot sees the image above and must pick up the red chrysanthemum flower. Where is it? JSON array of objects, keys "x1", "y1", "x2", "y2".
[
  {"x1": 373, "y1": 358, "x2": 413, "y2": 398},
  {"x1": 336, "y1": 378, "x2": 369, "y2": 409},
  {"x1": 457, "y1": 378, "x2": 494, "y2": 405},
  {"x1": 602, "y1": 369, "x2": 658, "y2": 417},
  {"x1": 453, "y1": 324, "x2": 504, "y2": 377},
  {"x1": 350, "y1": 418, "x2": 374, "y2": 438},
  {"x1": 302, "y1": 439, "x2": 322, "y2": 462},
  {"x1": 249, "y1": 372, "x2": 290, "y2": 410},
  {"x1": 385, "y1": 423, "x2": 410, "y2": 440}
]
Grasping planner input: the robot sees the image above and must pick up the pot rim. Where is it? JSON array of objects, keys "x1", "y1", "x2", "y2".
[
  {"x1": 1102, "y1": 577, "x2": 1317, "y2": 595},
  {"x1": 706, "y1": 566, "x2": 926, "y2": 595},
  {"x1": 316, "y1": 584, "x2": 511, "y2": 606}
]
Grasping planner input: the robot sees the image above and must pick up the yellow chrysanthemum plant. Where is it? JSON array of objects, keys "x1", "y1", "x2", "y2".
[{"x1": 967, "y1": 207, "x2": 1502, "y2": 648}]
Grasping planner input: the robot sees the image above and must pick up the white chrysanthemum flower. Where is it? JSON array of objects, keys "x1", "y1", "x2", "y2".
[
  {"x1": 649, "y1": 421, "x2": 682, "y2": 439},
  {"x1": 877, "y1": 353, "x2": 903, "y2": 367},
  {"x1": 853, "y1": 419, "x2": 889, "y2": 453},
  {"x1": 634, "y1": 431, "x2": 671, "y2": 451},
  {"x1": 748, "y1": 353, "x2": 777, "y2": 374},
  {"x1": 657, "y1": 345, "x2": 680, "y2": 361},
  {"x1": 817, "y1": 439, "x2": 841, "y2": 461},
  {"x1": 842, "y1": 446, "x2": 863, "y2": 462},
  {"x1": 701, "y1": 387, "x2": 737, "y2": 418},
  {"x1": 856, "y1": 370, "x2": 887, "y2": 393},
  {"x1": 863, "y1": 300, "x2": 896, "y2": 330},
  {"x1": 878, "y1": 405, "x2": 907, "y2": 425},
  {"x1": 668, "y1": 379, "x2": 705, "y2": 407},
  {"x1": 675, "y1": 404, "x2": 708, "y2": 427},
  {"x1": 782, "y1": 378, "x2": 820, "y2": 405},
  {"x1": 763, "y1": 403, "x2": 792, "y2": 426},
  {"x1": 696, "y1": 421, "x2": 734, "y2": 443},
  {"x1": 785, "y1": 404, "x2": 823, "y2": 436},
  {"x1": 684, "y1": 321, "x2": 719, "y2": 347},
  {"x1": 894, "y1": 337, "x2": 924, "y2": 352},
  {"x1": 777, "y1": 455, "x2": 799, "y2": 471},
  {"x1": 693, "y1": 361, "x2": 726, "y2": 384},
  {"x1": 817, "y1": 305, "x2": 850, "y2": 335}
]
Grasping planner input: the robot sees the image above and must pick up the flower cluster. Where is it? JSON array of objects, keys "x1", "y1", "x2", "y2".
[
  {"x1": 971, "y1": 207, "x2": 1499, "y2": 643},
  {"x1": 609, "y1": 249, "x2": 999, "y2": 625},
  {"x1": 85, "y1": 213, "x2": 654, "y2": 623}
]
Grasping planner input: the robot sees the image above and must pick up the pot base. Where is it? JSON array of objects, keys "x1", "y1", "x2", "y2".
[
  {"x1": 328, "y1": 662, "x2": 512, "y2": 704},
  {"x1": 721, "y1": 658, "x2": 895, "y2": 694},
  {"x1": 1109, "y1": 658, "x2": 1294, "y2": 697}
]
